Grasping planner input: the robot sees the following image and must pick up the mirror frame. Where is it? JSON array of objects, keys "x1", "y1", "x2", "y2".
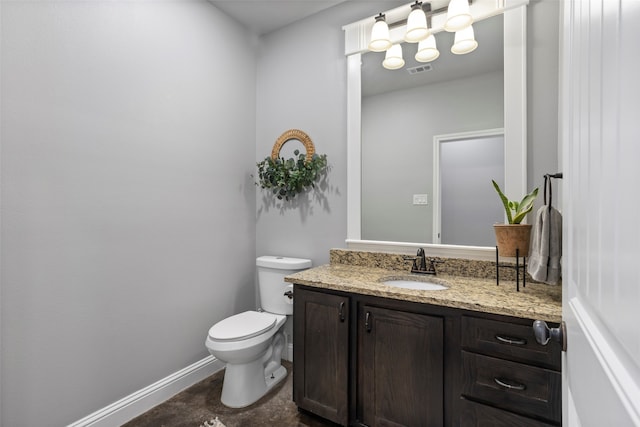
[{"x1": 343, "y1": 1, "x2": 529, "y2": 260}]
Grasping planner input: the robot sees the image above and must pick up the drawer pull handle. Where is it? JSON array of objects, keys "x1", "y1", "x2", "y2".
[
  {"x1": 495, "y1": 334, "x2": 527, "y2": 345},
  {"x1": 339, "y1": 302, "x2": 345, "y2": 322},
  {"x1": 494, "y1": 377, "x2": 527, "y2": 391},
  {"x1": 365, "y1": 312, "x2": 372, "y2": 332}
]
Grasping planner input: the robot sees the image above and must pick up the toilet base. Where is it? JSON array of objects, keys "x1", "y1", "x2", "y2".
[
  {"x1": 220, "y1": 362, "x2": 287, "y2": 408},
  {"x1": 264, "y1": 365, "x2": 287, "y2": 392}
]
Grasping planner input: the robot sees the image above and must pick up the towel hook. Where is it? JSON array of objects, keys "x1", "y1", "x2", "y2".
[{"x1": 543, "y1": 172, "x2": 563, "y2": 209}]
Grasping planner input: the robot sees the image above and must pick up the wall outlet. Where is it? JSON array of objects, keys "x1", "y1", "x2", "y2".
[{"x1": 413, "y1": 194, "x2": 428, "y2": 205}]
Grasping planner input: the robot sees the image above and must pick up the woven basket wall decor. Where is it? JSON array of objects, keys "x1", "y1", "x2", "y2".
[{"x1": 271, "y1": 129, "x2": 315, "y2": 163}]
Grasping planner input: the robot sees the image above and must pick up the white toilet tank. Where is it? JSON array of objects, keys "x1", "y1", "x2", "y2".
[{"x1": 256, "y1": 256, "x2": 312, "y2": 315}]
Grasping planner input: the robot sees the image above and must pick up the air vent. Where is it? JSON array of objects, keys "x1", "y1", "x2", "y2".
[{"x1": 407, "y1": 64, "x2": 433, "y2": 75}]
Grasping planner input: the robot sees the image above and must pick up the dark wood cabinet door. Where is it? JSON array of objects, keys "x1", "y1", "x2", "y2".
[
  {"x1": 359, "y1": 305, "x2": 444, "y2": 427},
  {"x1": 293, "y1": 287, "x2": 349, "y2": 426}
]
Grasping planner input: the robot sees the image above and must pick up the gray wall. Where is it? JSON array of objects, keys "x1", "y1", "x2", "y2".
[
  {"x1": 0, "y1": 2, "x2": 257, "y2": 426},
  {"x1": 361, "y1": 71, "x2": 504, "y2": 242},
  {"x1": 254, "y1": 1, "x2": 397, "y2": 266},
  {"x1": 528, "y1": 0, "x2": 560, "y2": 210}
]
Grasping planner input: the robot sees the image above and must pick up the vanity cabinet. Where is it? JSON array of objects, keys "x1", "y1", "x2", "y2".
[
  {"x1": 460, "y1": 316, "x2": 562, "y2": 426},
  {"x1": 292, "y1": 284, "x2": 561, "y2": 427},
  {"x1": 293, "y1": 286, "x2": 350, "y2": 425}
]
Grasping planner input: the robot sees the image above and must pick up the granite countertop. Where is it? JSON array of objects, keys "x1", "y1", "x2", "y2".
[{"x1": 285, "y1": 263, "x2": 562, "y2": 323}]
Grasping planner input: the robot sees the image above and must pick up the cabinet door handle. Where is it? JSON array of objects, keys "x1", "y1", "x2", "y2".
[
  {"x1": 365, "y1": 311, "x2": 372, "y2": 332},
  {"x1": 495, "y1": 334, "x2": 527, "y2": 345},
  {"x1": 339, "y1": 302, "x2": 345, "y2": 322},
  {"x1": 494, "y1": 377, "x2": 527, "y2": 391}
]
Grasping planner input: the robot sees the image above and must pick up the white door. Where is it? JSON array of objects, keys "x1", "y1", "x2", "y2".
[{"x1": 560, "y1": 0, "x2": 640, "y2": 425}]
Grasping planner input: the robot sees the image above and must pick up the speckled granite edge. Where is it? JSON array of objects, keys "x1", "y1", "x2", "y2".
[
  {"x1": 329, "y1": 248, "x2": 553, "y2": 283},
  {"x1": 285, "y1": 249, "x2": 562, "y2": 323}
]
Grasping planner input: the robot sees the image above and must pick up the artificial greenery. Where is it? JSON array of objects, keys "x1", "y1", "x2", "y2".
[
  {"x1": 492, "y1": 180, "x2": 539, "y2": 224},
  {"x1": 256, "y1": 150, "x2": 328, "y2": 201}
]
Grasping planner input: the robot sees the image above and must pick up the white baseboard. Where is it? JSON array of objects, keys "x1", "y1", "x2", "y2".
[{"x1": 67, "y1": 355, "x2": 224, "y2": 427}]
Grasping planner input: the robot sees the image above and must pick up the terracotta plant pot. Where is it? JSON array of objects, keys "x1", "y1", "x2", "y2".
[{"x1": 493, "y1": 224, "x2": 533, "y2": 257}]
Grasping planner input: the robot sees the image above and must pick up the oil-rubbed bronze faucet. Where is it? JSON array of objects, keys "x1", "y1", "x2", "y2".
[{"x1": 403, "y1": 248, "x2": 442, "y2": 275}]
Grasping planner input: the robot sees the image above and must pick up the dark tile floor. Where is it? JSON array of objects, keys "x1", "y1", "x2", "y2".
[{"x1": 122, "y1": 361, "x2": 338, "y2": 427}]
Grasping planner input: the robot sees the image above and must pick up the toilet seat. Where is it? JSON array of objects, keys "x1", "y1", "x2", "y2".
[{"x1": 208, "y1": 311, "x2": 276, "y2": 342}]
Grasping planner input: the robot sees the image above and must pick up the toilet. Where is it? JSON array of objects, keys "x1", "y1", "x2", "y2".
[{"x1": 205, "y1": 255, "x2": 312, "y2": 408}]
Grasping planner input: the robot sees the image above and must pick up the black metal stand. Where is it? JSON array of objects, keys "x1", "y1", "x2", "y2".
[{"x1": 495, "y1": 246, "x2": 527, "y2": 292}]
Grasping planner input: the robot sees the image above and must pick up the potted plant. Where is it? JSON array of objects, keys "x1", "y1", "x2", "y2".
[
  {"x1": 256, "y1": 149, "x2": 327, "y2": 201},
  {"x1": 492, "y1": 180, "x2": 539, "y2": 257}
]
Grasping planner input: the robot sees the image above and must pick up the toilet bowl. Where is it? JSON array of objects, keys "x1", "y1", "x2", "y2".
[
  {"x1": 206, "y1": 311, "x2": 287, "y2": 408},
  {"x1": 205, "y1": 256, "x2": 311, "y2": 408}
]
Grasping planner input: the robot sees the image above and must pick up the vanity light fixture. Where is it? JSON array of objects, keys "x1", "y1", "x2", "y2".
[
  {"x1": 451, "y1": 24, "x2": 478, "y2": 54},
  {"x1": 383, "y1": 44, "x2": 405, "y2": 70},
  {"x1": 369, "y1": 0, "x2": 477, "y2": 70},
  {"x1": 445, "y1": 0, "x2": 473, "y2": 32},
  {"x1": 368, "y1": 13, "x2": 392, "y2": 52},
  {"x1": 415, "y1": 34, "x2": 440, "y2": 62},
  {"x1": 404, "y1": 1, "x2": 429, "y2": 43}
]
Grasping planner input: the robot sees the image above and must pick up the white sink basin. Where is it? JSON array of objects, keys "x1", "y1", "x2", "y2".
[{"x1": 381, "y1": 278, "x2": 448, "y2": 291}]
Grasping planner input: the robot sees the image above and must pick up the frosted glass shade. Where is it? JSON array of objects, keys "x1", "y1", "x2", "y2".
[
  {"x1": 383, "y1": 44, "x2": 405, "y2": 70},
  {"x1": 451, "y1": 25, "x2": 478, "y2": 54},
  {"x1": 369, "y1": 14, "x2": 392, "y2": 52},
  {"x1": 415, "y1": 35, "x2": 440, "y2": 62},
  {"x1": 445, "y1": 0, "x2": 473, "y2": 32},
  {"x1": 404, "y1": 4, "x2": 429, "y2": 43}
]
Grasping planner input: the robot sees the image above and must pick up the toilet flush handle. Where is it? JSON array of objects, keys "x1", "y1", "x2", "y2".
[{"x1": 284, "y1": 290, "x2": 293, "y2": 299}]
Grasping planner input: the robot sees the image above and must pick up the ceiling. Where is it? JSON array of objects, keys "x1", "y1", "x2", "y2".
[{"x1": 208, "y1": 0, "x2": 349, "y2": 36}]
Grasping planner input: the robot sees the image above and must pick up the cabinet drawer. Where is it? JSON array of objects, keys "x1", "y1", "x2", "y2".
[
  {"x1": 460, "y1": 398, "x2": 557, "y2": 427},
  {"x1": 461, "y1": 351, "x2": 561, "y2": 423},
  {"x1": 462, "y1": 316, "x2": 561, "y2": 369}
]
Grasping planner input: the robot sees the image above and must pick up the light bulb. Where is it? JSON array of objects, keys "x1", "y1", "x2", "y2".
[
  {"x1": 383, "y1": 44, "x2": 405, "y2": 70},
  {"x1": 451, "y1": 25, "x2": 478, "y2": 55},
  {"x1": 415, "y1": 34, "x2": 440, "y2": 62},
  {"x1": 369, "y1": 13, "x2": 392, "y2": 52},
  {"x1": 404, "y1": 2, "x2": 429, "y2": 43},
  {"x1": 445, "y1": 0, "x2": 473, "y2": 32}
]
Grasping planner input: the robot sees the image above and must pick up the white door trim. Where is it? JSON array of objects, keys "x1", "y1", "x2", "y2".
[{"x1": 568, "y1": 296, "x2": 640, "y2": 425}]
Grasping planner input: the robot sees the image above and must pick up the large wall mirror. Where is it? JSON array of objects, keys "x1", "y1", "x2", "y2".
[{"x1": 344, "y1": 0, "x2": 528, "y2": 260}]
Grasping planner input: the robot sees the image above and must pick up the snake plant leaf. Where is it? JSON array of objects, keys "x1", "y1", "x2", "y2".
[
  {"x1": 512, "y1": 188, "x2": 539, "y2": 224},
  {"x1": 492, "y1": 180, "x2": 539, "y2": 224},
  {"x1": 492, "y1": 180, "x2": 513, "y2": 224}
]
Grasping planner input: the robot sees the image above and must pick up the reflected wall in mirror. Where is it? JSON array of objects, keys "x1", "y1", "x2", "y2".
[{"x1": 361, "y1": 15, "x2": 504, "y2": 245}]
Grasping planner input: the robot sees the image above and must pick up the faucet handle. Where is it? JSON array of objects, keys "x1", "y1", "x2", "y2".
[
  {"x1": 402, "y1": 255, "x2": 420, "y2": 271},
  {"x1": 426, "y1": 257, "x2": 444, "y2": 274}
]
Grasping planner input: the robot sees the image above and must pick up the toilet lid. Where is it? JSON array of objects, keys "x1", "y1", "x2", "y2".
[{"x1": 208, "y1": 311, "x2": 276, "y2": 342}]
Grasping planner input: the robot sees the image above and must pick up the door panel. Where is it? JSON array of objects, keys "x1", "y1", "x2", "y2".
[{"x1": 561, "y1": 0, "x2": 640, "y2": 424}]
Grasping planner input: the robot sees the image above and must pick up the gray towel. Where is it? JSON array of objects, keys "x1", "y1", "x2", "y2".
[{"x1": 528, "y1": 205, "x2": 562, "y2": 284}]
